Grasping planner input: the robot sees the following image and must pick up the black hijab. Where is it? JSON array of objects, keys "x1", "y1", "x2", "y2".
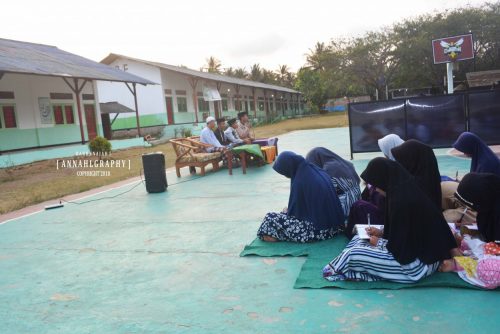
[
  {"x1": 360, "y1": 157, "x2": 456, "y2": 265},
  {"x1": 455, "y1": 173, "x2": 500, "y2": 242},
  {"x1": 305, "y1": 147, "x2": 360, "y2": 184},
  {"x1": 391, "y1": 140, "x2": 442, "y2": 210}
]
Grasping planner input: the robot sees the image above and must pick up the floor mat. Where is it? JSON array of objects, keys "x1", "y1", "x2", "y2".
[
  {"x1": 295, "y1": 254, "x2": 487, "y2": 290},
  {"x1": 239, "y1": 237, "x2": 339, "y2": 257},
  {"x1": 241, "y1": 236, "x2": 491, "y2": 290}
]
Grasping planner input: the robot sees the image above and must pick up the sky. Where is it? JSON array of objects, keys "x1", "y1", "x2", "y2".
[{"x1": 2, "y1": 0, "x2": 489, "y2": 72}]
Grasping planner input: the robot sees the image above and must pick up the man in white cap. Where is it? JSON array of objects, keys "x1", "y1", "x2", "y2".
[{"x1": 200, "y1": 116, "x2": 227, "y2": 152}]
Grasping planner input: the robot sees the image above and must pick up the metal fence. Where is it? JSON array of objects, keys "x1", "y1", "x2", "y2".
[{"x1": 348, "y1": 89, "x2": 500, "y2": 158}]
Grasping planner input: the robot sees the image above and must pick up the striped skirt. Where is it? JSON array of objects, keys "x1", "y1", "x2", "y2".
[{"x1": 323, "y1": 235, "x2": 440, "y2": 283}]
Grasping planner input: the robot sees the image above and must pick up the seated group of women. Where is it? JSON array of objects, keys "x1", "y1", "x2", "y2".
[{"x1": 256, "y1": 131, "x2": 500, "y2": 285}]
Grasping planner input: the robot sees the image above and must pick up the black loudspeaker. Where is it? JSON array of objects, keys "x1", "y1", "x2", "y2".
[{"x1": 142, "y1": 152, "x2": 167, "y2": 193}]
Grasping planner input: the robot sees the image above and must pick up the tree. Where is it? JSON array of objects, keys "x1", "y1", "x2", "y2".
[
  {"x1": 224, "y1": 67, "x2": 235, "y2": 77},
  {"x1": 234, "y1": 67, "x2": 248, "y2": 79},
  {"x1": 248, "y1": 64, "x2": 262, "y2": 82},
  {"x1": 205, "y1": 56, "x2": 222, "y2": 73},
  {"x1": 343, "y1": 30, "x2": 399, "y2": 99},
  {"x1": 262, "y1": 69, "x2": 277, "y2": 84},
  {"x1": 295, "y1": 67, "x2": 327, "y2": 112},
  {"x1": 306, "y1": 42, "x2": 329, "y2": 71},
  {"x1": 276, "y1": 65, "x2": 296, "y2": 87}
]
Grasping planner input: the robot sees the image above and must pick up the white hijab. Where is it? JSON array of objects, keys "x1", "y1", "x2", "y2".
[{"x1": 378, "y1": 134, "x2": 404, "y2": 160}]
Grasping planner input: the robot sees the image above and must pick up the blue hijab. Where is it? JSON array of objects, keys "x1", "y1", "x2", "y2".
[
  {"x1": 453, "y1": 132, "x2": 500, "y2": 176},
  {"x1": 273, "y1": 151, "x2": 344, "y2": 230}
]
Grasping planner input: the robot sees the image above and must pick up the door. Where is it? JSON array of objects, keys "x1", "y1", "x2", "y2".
[
  {"x1": 84, "y1": 104, "x2": 97, "y2": 140},
  {"x1": 213, "y1": 101, "x2": 220, "y2": 119},
  {"x1": 165, "y1": 96, "x2": 174, "y2": 124},
  {"x1": 101, "y1": 113, "x2": 112, "y2": 140}
]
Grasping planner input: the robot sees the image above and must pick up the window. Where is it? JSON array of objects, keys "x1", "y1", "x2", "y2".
[
  {"x1": 244, "y1": 100, "x2": 249, "y2": 112},
  {"x1": 53, "y1": 105, "x2": 64, "y2": 124},
  {"x1": 177, "y1": 97, "x2": 188, "y2": 112},
  {"x1": 222, "y1": 99, "x2": 228, "y2": 111},
  {"x1": 258, "y1": 99, "x2": 265, "y2": 111},
  {"x1": 64, "y1": 105, "x2": 75, "y2": 124},
  {"x1": 234, "y1": 99, "x2": 242, "y2": 111},
  {"x1": 1, "y1": 105, "x2": 17, "y2": 128},
  {"x1": 50, "y1": 92, "x2": 73, "y2": 100},
  {"x1": 52, "y1": 104, "x2": 74, "y2": 124},
  {"x1": 197, "y1": 98, "x2": 209, "y2": 112}
]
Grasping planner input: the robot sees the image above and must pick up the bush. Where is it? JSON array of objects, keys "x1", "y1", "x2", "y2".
[
  {"x1": 88, "y1": 136, "x2": 112, "y2": 159},
  {"x1": 183, "y1": 128, "x2": 192, "y2": 137}
]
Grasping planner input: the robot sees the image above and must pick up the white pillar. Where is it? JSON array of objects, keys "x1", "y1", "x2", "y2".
[{"x1": 447, "y1": 62, "x2": 454, "y2": 94}]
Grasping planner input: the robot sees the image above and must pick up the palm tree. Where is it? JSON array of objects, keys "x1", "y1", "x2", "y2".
[
  {"x1": 262, "y1": 69, "x2": 277, "y2": 84},
  {"x1": 234, "y1": 67, "x2": 248, "y2": 79},
  {"x1": 224, "y1": 67, "x2": 235, "y2": 77},
  {"x1": 205, "y1": 56, "x2": 222, "y2": 73},
  {"x1": 306, "y1": 42, "x2": 329, "y2": 71},
  {"x1": 249, "y1": 64, "x2": 262, "y2": 82},
  {"x1": 276, "y1": 65, "x2": 291, "y2": 86}
]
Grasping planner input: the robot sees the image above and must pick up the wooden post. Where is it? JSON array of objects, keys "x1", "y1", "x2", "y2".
[
  {"x1": 263, "y1": 89, "x2": 268, "y2": 120},
  {"x1": 63, "y1": 77, "x2": 88, "y2": 144},
  {"x1": 234, "y1": 84, "x2": 241, "y2": 113},
  {"x1": 188, "y1": 77, "x2": 199, "y2": 123},
  {"x1": 252, "y1": 87, "x2": 257, "y2": 118},
  {"x1": 125, "y1": 82, "x2": 141, "y2": 137},
  {"x1": 216, "y1": 81, "x2": 222, "y2": 118},
  {"x1": 132, "y1": 83, "x2": 141, "y2": 136}
]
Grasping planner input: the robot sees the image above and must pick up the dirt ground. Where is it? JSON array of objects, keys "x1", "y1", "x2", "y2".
[{"x1": 0, "y1": 112, "x2": 347, "y2": 214}]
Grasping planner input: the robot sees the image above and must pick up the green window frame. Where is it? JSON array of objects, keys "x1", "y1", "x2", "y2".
[
  {"x1": 0, "y1": 104, "x2": 18, "y2": 129},
  {"x1": 222, "y1": 99, "x2": 228, "y2": 111},
  {"x1": 234, "y1": 99, "x2": 242, "y2": 112},
  {"x1": 197, "y1": 98, "x2": 210, "y2": 112},
  {"x1": 177, "y1": 97, "x2": 188, "y2": 112},
  {"x1": 258, "y1": 99, "x2": 265, "y2": 111}
]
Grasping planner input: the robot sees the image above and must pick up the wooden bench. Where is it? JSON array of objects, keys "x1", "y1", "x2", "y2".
[{"x1": 170, "y1": 137, "x2": 244, "y2": 177}]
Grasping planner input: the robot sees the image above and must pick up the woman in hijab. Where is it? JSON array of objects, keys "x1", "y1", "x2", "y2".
[
  {"x1": 378, "y1": 134, "x2": 404, "y2": 160},
  {"x1": 453, "y1": 132, "x2": 500, "y2": 175},
  {"x1": 343, "y1": 134, "x2": 405, "y2": 236},
  {"x1": 257, "y1": 151, "x2": 345, "y2": 243},
  {"x1": 455, "y1": 173, "x2": 500, "y2": 242},
  {"x1": 391, "y1": 139, "x2": 442, "y2": 210},
  {"x1": 305, "y1": 147, "x2": 361, "y2": 217},
  {"x1": 323, "y1": 157, "x2": 458, "y2": 283}
]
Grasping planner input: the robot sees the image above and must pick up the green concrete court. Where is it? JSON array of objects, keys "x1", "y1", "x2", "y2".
[{"x1": 0, "y1": 128, "x2": 498, "y2": 333}]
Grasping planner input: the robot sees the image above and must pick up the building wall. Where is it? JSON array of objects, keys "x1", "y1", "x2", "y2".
[
  {"x1": 0, "y1": 73, "x2": 102, "y2": 152},
  {"x1": 97, "y1": 59, "x2": 165, "y2": 130}
]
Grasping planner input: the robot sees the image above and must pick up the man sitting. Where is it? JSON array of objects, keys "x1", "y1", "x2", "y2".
[
  {"x1": 236, "y1": 111, "x2": 278, "y2": 151},
  {"x1": 225, "y1": 118, "x2": 252, "y2": 146},
  {"x1": 236, "y1": 112, "x2": 255, "y2": 141},
  {"x1": 200, "y1": 117, "x2": 227, "y2": 153},
  {"x1": 214, "y1": 118, "x2": 229, "y2": 146}
]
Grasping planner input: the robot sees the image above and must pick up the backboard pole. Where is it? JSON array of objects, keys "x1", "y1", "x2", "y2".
[{"x1": 447, "y1": 62, "x2": 454, "y2": 94}]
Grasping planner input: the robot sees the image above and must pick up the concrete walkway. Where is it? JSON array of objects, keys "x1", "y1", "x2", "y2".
[
  {"x1": 0, "y1": 128, "x2": 497, "y2": 334},
  {"x1": 0, "y1": 137, "x2": 147, "y2": 168}
]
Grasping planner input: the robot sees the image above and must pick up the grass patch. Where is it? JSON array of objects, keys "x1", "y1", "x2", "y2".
[{"x1": 0, "y1": 112, "x2": 347, "y2": 214}]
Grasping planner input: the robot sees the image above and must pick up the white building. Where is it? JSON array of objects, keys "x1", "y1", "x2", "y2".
[
  {"x1": 0, "y1": 39, "x2": 153, "y2": 153},
  {"x1": 98, "y1": 54, "x2": 304, "y2": 137}
]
